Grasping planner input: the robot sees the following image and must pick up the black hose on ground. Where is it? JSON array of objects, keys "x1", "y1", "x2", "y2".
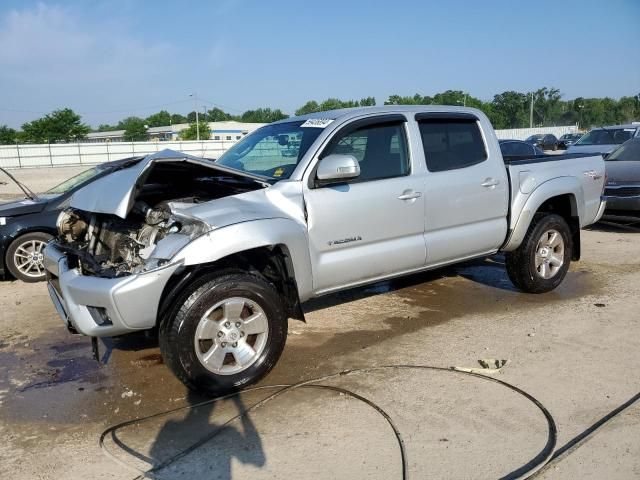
[{"x1": 100, "y1": 365, "x2": 640, "y2": 479}]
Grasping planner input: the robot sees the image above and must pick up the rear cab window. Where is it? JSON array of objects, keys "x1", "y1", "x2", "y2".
[{"x1": 416, "y1": 116, "x2": 487, "y2": 172}]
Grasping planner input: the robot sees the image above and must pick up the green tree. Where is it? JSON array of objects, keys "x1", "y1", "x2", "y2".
[
  {"x1": 358, "y1": 96, "x2": 376, "y2": 107},
  {"x1": 145, "y1": 110, "x2": 172, "y2": 127},
  {"x1": 617, "y1": 96, "x2": 638, "y2": 124},
  {"x1": 384, "y1": 93, "x2": 433, "y2": 105},
  {"x1": 118, "y1": 117, "x2": 148, "y2": 141},
  {"x1": 295, "y1": 97, "x2": 376, "y2": 116},
  {"x1": 20, "y1": 108, "x2": 90, "y2": 143},
  {"x1": 489, "y1": 91, "x2": 529, "y2": 129},
  {"x1": 206, "y1": 107, "x2": 232, "y2": 122},
  {"x1": 96, "y1": 123, "x2": 120, "y2": 132},
  {"x1": 180, "y1": 121, "x2": 211, "y2": 140},
  {"x1": 0, "y1": 125, "x2": 18, "y2": 145},
  {"x1": 295, "y1": 100, "x2": 320, "y2": 116},
  {"x1": 170, "y1": 113, "x2": 188, "y2": 124},
  {"x1": 240, "y1": 108, "x2": 288, "y2": 123}
]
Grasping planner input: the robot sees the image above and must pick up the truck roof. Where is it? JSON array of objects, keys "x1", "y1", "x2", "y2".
[{"x1": 273, "y1": 105, "x2": 484, "y2": 124}]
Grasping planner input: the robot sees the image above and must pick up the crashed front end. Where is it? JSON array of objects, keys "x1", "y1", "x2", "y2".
[
  {"x1": 43, "y1": 149, "x2": 267, "y2": 337},
  {"x1": 44, "y1": 204, "x2": 204, "y2": 336}
]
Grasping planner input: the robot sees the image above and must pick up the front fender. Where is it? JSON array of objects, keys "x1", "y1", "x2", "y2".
[
  {"x1": 503, "y1": 176, "x2": 583, "y2": 251},
  {"x1": 171, "y1": 218, "x2": 313, "y2": 300}
]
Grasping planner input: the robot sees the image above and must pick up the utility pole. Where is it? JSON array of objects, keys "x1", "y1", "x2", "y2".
[
  {"x1": 190, "y1": 93, "x2": 200, "y2": 141},
  {"x1": 529, "y1": 93, "x2": 534, "y2": 128}
]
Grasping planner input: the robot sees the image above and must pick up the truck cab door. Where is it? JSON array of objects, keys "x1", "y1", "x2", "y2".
[
  {"x1": 416, "y1": 113, "x2": 508, "y2": 266},
  {"x1": 303, "y1": 115, "x2": 426, "y2": 294}
]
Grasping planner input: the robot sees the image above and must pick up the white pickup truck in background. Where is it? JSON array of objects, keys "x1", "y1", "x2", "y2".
[{"x1": 44, "y1": 106, "x2": 607, "y2": 395}]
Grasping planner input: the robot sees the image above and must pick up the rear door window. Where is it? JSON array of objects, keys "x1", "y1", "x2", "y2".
[{"x1": 418, "y1": 119, "x2": 487, "y2": 172}]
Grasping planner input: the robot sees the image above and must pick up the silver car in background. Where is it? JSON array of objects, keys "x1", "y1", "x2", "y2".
[{"x1": 567, "y1": 124, "x2": 640, "y2": 155}]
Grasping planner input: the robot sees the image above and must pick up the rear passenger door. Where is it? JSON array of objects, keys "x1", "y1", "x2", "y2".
[{"x1": 416, "y1": 113, "x2": 508, "y2": 265}]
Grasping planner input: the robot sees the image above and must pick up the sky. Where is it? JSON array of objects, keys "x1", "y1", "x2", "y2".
[{"x1": 0, "y1": 0, "x2": 639, "y2": 128}]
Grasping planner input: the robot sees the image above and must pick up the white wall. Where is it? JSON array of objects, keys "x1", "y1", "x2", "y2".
[
  {"x1": 1, "y1": 124, "x2": 582, "y2": 169},
  {"x1": 495, "y1": 125, "x2": 579, "y2": 140},
  {"x1": 0, "y1": 140, "x2": 238, "y2": 169}
]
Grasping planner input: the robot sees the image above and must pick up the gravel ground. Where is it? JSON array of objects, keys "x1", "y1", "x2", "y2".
[{"x1": 0, "y1": 224, "x2": 638, "y2": 479}]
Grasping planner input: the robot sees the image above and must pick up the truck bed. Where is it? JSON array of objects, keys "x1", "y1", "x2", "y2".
[{"x1": 501, "y1": 151, "x2": 606, "y2": 252}]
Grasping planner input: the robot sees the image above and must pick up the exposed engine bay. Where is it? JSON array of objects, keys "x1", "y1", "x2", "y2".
[{"x1": 55, "y1": 160, "x2": 265, "y2": 278}]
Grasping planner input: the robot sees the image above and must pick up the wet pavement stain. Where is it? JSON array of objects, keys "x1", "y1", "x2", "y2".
[
  {"x1": 0, "y1": 327, "x2": 189, "y2": 429},
  {"x1": 271, "y1": 256, "x2": 601, "y2": 384},
  {"x1": 0, "y1": 255, "x2": 603, "y2": 433}
]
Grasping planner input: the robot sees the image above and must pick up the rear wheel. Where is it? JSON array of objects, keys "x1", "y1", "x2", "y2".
[
  {"x1": 6, "y1": 232, "x2": 53, "y2": 282},
  {"x1": 505, "y1": 214, "x2": 572, "y2": 293},
  {"x1": 159, "y1": 271, "x2": 288, "y2": 396}
]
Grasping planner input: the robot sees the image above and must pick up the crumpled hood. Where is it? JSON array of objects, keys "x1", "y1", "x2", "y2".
[
  {"x1": 70, "y1": 149, "x2": 269, "y2": 219},
  {"x1": 169, "y1": 188, "x2": 286, "y2": 230},
  {"x1": 566, "y1": 144, "x2": 616, "y2": 155},
  {"x1": 0, "y1": 197, "x2": 48, "y2": 217}
]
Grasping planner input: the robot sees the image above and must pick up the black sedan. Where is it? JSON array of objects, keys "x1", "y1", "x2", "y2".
[
  {"x1": 0, "y1": 158, "x2": 130, "y2": 282},
  {"x1": 603, "y1": 138, "x2": 640, "y2": 215},
  {"x1": 557, "y1": 133, "x2": 583, "y2": 149},
  {"x1": 499, "y1": 139, "x2": 545, "y2": 158},
  {"x1": 525, "y1": 134, "x2": 559, "y2": 151}
]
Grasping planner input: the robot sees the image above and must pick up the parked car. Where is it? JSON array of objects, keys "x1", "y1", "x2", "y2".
[
  {"x1": 557, "y1": 133, "x2": 583, "y2": 149},
  {"x1": 43, "y1": 106, "x2": 606, "y2": 396},
  {"x1": 566, "y1": 124, "x2": 640, "y2": 155},
  {"x1": 602, "y1": 137, "x2": 640, "y2": 214},
  {"x1": 525, "y1": 134, "x2": 559, "y2": 151},
  {"x1": 0, "y1": 158, "x2": 136, "y2": 282},
  {"x1": 498, "y1": 139, "x2": 544, "y2": 157}
]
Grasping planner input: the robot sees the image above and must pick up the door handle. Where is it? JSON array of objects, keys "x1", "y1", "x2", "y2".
[
  {"x1": 397, "y1": 191, "x2": 422, "y2": 200},
  {"x1": 481, "y1": 178, "x2": 500, "y2": 188}
]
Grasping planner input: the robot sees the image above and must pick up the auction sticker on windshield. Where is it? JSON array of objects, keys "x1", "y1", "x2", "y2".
[{"x1": 301, "y1": 118, "x2": 334, "y2": 128}]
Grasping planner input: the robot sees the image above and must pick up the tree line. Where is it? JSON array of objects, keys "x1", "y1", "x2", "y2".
[{"x1": 1, "y1": 88, "x2": 638, "y2": 144}]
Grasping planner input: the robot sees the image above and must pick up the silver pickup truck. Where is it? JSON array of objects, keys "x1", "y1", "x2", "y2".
[{"x1": 43, "y1": 106, "x2": 606, "y2": 395}]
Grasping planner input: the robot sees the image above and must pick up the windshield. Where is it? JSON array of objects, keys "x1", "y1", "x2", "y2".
[
  {"x1": 47, "y1": 166, "x2": 102, "y2": 194},
  {"x1": 607, "y1": 140, "x2": 640, "y2": 161},
  {"x1": 215, "y1": 120, "x2": 325, "y2": 180},
  {"x1": 576, "y1": 128, "x2": 635, "y2": 146},
  {"x1": 526, "y1": 134, "x2": 544, "y2": 141}
]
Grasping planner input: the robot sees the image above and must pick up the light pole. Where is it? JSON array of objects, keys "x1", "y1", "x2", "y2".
[
  {"x1": 577, "y1": 104, "x2": 584, "y2": 129},
  {"x1": 529, "y1": 93, "x2": 534, "y2": 128},
  {"x1": 189, "y1": 93, "x2": 200, "y2": 141}
]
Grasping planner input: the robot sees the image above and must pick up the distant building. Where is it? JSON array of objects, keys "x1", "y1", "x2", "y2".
[{"x1": 84, "y1": 121, "x2": 265, "y2": 143}]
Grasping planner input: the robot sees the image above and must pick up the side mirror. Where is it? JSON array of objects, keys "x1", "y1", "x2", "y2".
[{"x1": 316, "y1": 154, "x2": 360, "y2": 184}]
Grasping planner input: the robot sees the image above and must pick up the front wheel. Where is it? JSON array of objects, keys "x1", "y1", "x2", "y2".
[
  {"x1": 505, "y1": 213, "x2": 572, "y2": 293},
  {"x1": 159, "y1": 271, "x2": 288, "y2": 397}
]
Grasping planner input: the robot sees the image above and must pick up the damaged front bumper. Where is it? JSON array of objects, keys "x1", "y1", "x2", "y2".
[{"x1": 44, "y1": 242, "x2": 182, "y2": 337}]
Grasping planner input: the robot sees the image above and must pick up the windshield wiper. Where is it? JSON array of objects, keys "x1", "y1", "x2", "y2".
[{"x1": 0, "y1": 167, "x2": 37, "y2": 200}]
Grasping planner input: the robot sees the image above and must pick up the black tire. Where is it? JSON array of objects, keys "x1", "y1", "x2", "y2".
[
  {"x1": 6, "y1": 232, "x2": 53, "y2": 282},
  {"x1": 505, "y1": 213, "x2": 572, "y2": 293},
  {"x1": 159, "y1": 270, "x2": 288, "y2": 397}
]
